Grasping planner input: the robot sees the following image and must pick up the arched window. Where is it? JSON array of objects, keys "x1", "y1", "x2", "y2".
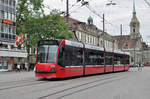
[{"x1": 133, "y1": 29, "x2": 135, "y2": 33}]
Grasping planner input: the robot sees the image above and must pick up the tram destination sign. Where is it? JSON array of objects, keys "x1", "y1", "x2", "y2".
[{"x1": 38, "y1": 40, "x2": 58, "y2": 46}]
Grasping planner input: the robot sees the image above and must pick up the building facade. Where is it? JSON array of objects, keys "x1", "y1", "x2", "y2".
[
  {"x1": 113, "y1": 1, "x2": 144, "y2": 64},
  {"x1": 67, "y1": 16, "x2": 118, "y2": 51},
  {"x1": 0, "y1": 0, "x2": 27, "y2": 71}
]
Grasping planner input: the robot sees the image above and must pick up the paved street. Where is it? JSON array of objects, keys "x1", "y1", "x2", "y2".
[{"x1": 0, "y1": 67, "x2": 150, "y2": 99}]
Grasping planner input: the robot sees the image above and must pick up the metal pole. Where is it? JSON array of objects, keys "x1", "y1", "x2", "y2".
[
  {"x1": 103, "y1": 13, "x2": 106, "y2": 72},
  {"x1": 134, "y1": 39, "x2": 136, "y2": 65},
  {"x1": 112, "y1": 40, "x2": 114, "y2": 72},
  {"x1": 66, "y1": 0, "x2": 69, "y2": 39},
  {"x1": 120, "y1": 24, "x2": 122, "y2": 51},
  {"x1": 141, "y1": 38, "x2": 143, "y2": 64},
  {"x1": 103, "y1": 13, "x2": 105, "y2": 48}
]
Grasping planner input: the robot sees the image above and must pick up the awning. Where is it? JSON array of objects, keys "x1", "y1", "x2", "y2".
[{"x1": 0, "y1": 49, "x2": 27, "y2": 58}]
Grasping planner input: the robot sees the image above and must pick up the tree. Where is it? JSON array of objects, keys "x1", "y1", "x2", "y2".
[
  {"x1": 25, "y1": 12, "x2": 73, "y2": 47},
  {"x1": 16, "y1": 0, "x2": 44, "y2": 34},
  {"x1": 17, "y1": 1, "x2": 73, "y2": 47},
  {"x1": 16, "y1": 1, "x2": 73, "y2": 69}
]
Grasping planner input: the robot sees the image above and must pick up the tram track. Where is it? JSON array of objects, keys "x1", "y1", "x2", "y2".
[
  {"x1": 56, "y1": 76, "x2": 126, "y2": 99},
  {"x1": 0, "y1": 73, "x2": 118, "y2": 91},
  {"x1": 0, "y1": 75, "x2": 105, "y2": 91},
  {"x1": 0, "y1": 80, "x2": 49, "y2": 91},
  {"x1": 0, "y1": 77, "x2": 34, "y2": 85},
  {"x1": 0, "y1": 71, "x2": 130, "y2": 98},
  {"x1": 38, "y1": 74, "x2": 126, "y2": 99}
]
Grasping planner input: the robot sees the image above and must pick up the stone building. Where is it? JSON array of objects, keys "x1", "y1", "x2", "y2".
[
  {"x1": 66, "y1": 16, "x2": 118, "y2": 51},
  {"x1": 0, "y1": 0, "x2": 27, "y2": 71}
]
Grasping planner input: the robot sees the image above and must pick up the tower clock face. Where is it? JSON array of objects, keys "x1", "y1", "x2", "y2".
[{"x1": 132, "y1": 23, "x2": 136, "y2": 27}]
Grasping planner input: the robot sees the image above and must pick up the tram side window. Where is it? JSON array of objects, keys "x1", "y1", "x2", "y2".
[
  {"x1": 114, "y1": 53, "x2": 125, "y2": 65},
  {"x1": 114, "y1": 53, "x2": 120, "y2": 65},
  {"x1": 120, "y1": 55, "x2": 124, "y2": 64},
  {"x1": 72, "y1": 47, "x2": 83, "y2": 66},
  {"x1": 59, "y1": 45, "x2": 83, "y2": 66},
  {"x1": 85, "y1": 49, "x2": 104, "y2": 65},
  {"x1": 124, "y1": 55, "x2": 129, "y2": 65},
  {"x1": 105, "y1": 52, "x2": 113, "y2": 65},
  {"x1": 64, "y1": 45, "x2": 73, "y2": 66}
]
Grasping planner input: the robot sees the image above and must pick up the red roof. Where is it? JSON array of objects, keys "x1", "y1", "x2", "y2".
[{"x1": 112, "y1": 35, "x2": 137, "y2": 49}]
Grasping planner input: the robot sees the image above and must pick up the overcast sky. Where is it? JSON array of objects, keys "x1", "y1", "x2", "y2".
[{"x1": 43, "y1": 0, "x2": 150, "y2": 44}]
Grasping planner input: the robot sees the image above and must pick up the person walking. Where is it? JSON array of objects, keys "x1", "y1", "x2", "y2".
[
  {"x1": 25, "y1": 62, "x2": 28, "y2": 71},
  {"x1": 138, "y1": 63, "x2": 142, "y2": 71},
  {"x1": 17, "y1": 64, "x2": 20, "y2": 72}
]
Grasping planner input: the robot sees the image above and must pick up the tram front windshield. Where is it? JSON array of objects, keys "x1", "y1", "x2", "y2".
[{"x1": 37, "y1": 45, "x2": 58, "y2": 64}]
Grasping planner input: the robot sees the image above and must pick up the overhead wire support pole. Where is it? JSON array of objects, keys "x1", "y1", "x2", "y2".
[
  {"x1": 103, "y1": 13, "x2": 106, "y2": 73},
  {"x1": 66, "y1": 0, "x2": 69, "y2": 40},
  {"x1": 120, "y1": 24, "x2": 123, "y2": 51}
]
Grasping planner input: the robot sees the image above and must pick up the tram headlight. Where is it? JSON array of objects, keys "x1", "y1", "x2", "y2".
[{"x1": 50, "y1": 68, "x2": 56, "y2": 72}]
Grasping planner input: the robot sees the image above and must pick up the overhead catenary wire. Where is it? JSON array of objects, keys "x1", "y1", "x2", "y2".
[
  {"x1": 85, "y1": 5, "x2": 119, "y2": 30},
  {"x1": 144, "y1": 0, "x2": 150, "y2": 7}
]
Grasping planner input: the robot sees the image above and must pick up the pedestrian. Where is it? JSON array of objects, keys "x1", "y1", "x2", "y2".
[
  {"x1": 138, "y1": 63, "x2": 142, "y2": 71},
  {"x1": 17, "y1": 64, "x2": 20, "y2": 72},
  {"x1": 25, "y1": 62, "x2": 28, "y2": 71}
]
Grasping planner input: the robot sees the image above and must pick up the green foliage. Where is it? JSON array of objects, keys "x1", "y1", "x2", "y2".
[
  {"x1": 16, "y1": 0, "x2": 44, "y2": 35},
  {"x1": 16, "y1": 0, "x2": 73, "y2": 48},
  {"x1": 25, "y1": 13, "x2": 73, "y2": 47}
]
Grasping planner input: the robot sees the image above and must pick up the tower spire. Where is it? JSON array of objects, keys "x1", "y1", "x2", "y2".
[{"x1": 133, "y1": 0, "x2": 136, "y2": 18}]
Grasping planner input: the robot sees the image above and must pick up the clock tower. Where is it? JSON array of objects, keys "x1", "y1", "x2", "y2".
[{"x1": 130, "y1": 0, "x2": 141, "y2": 39}]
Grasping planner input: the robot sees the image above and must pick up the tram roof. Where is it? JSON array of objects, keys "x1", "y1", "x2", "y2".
[
  {"x1": 85, "y1": 44, "x2": 104, "y2": 51},
  {"x1": 64, "y1": 40, "x2": 130, "y2": 55},
  {"x1": 65, "y1": 40, "x2": 83, "y2": 48}
]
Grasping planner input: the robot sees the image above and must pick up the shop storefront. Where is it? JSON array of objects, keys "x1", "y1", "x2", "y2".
[{"x1": 0, "y1": 49, "x2": 27, "y2": 71}]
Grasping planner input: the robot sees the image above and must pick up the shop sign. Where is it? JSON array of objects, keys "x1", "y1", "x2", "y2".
[{"x1": 2, "y1": 20, "x2": 13, "y2": 25}]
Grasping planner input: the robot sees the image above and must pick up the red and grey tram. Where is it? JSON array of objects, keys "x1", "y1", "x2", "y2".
[{"x1": 34, "y1": 39, "x2": 130, "y2": 78}]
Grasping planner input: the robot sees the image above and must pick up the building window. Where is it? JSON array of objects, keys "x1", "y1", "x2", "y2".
[
  {"x1": 125, "y1": 43, "x2": 128, "y2": 49},
  {"x1": 9, "y1": 0, "x2": 12, "y2": 6},
  {"x1": 1, "y1": 24, "x2": 4, "y2": 32},
  {"x1": 78, "y1": 32, "x2": 81, "y2": 41},
  {"x1": 9, "y1": 25, "x2": 11, "y2": 34},
  {"x1": 86, "y1": 35, "x2": 88, "y2": 43},
  {"x1": 93, "y1": 37, "x2": 96, "y2": 45},
  {"x1": 0, "y1": 23, "x2": 1, "y2": 32},
  {"x1": 4, "y1": 0, "x2": 8, "y2": 5},
  {"x1": 88, "y1": 35, "x2": 90, "y2": 43},
  {"x1": 133, "y1": 29, "x2": 135, "y2": 33},
  {"x1": 13, "y1": 0, "x2": 16, "y2": 7},
  {"x1": 84, "y1": 34, "x2": 86, "y2": 42},
  {"x1": 93, "y1": 36, "x2": 95, "y2": 44},
  {"x1": 0, "y1": 11, "x2": 5, "y2": 19}
]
